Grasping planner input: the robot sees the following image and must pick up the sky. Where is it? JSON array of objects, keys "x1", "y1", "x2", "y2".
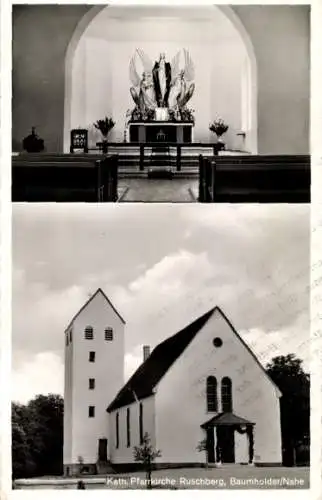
[{"x1": 12, "y1": 203, "x2": 310, "y2": 404}]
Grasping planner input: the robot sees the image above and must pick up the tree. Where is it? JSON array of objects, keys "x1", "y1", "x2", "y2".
[
  {"x1": 196, "y1": 438, "x2": 208, "y2": 468},
  {"x1": 266, "y1": 354, "x2": 310, "y2": 466},
  {"x1": 12, "y1": 404, "x2": 36, "y2": 479},
  {"x1": 133, "y1": 433, "x2": 161, "y2": 489},
  {"x1": 12, "y1": 394, "x2": 64, "y2": 478}
]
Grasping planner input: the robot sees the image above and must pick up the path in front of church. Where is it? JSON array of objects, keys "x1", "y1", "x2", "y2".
[{"x1": 117, "y1": 179, "x2": 198, "y2": 202}]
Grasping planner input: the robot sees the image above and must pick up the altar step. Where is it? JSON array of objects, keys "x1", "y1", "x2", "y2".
[{"x1": 119, "y1": 169, "x2": 198, "y2": 179}]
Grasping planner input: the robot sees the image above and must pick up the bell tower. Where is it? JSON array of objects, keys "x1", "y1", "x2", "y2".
[{"x1": 63, "y1": 288, "x2": 125, "y2": 475}]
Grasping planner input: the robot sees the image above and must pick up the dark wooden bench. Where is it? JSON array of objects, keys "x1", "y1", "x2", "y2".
[
  {"x1": 12, "y1": 154, "x2": 118, "y2": 202},
  {"x1": 199, "y1": 155, "x2": 310, "y2": 203}
]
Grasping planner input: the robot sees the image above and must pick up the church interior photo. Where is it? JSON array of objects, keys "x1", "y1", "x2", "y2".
[{"x1": 12, "y1": 4, "x2": 311, "y2": 203}]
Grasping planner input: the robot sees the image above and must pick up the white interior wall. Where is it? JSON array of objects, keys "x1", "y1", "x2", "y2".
[{"x1": 70, "y1": 8, "x2": 249, "y2": 148}]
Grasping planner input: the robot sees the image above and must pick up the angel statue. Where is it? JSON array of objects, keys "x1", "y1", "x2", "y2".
[
  {"x1": 168, "y1": 49, "x2": 195, "y2": 115},
  {"x1": 129, "y1": 49, "x2": 157, "y2": 119}
]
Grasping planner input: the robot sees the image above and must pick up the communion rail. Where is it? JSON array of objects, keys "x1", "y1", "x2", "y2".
[
  {"x1": 12, "y1": 154, "x2": 118, "y2": 202},
  {"x1": 95, "y1": 142, "x2": 225, "y2": 171},
  {"x1": 199, "y1": 155, "x2": 311, "y2": 203}
]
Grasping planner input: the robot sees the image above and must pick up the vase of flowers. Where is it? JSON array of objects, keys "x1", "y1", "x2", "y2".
[
  {"x1": 94, "y1": 116, "x2": 115, "y2": 139},
  {"x1": 94, "y1": 116, "x2": 115, "y2": 153},
  {"x1": 209, "y1": 119, "x2": 229, "y2": 150}
]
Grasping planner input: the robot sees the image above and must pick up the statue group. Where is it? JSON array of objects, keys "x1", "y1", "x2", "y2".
[{"x1": 129, "y1": 49, "x2": 195, "y2": 122}]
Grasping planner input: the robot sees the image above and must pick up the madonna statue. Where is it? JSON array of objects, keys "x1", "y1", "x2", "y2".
[{"x1": 152, "y1": 53, "x2": 172, "y2": 108}]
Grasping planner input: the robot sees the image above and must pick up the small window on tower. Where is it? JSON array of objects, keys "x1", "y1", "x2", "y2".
[
  {"x1": 89, "y1": 378, "x2": 95, "y2": 390},
  {"x1": 89, "y1": 406, "x2": 95, "y2": 418},
  {"x1": 89, "y1": 351, "x2": 95, "y2": 362},
  {"x1": 69, "y1": 329, "x2": 72, "y2": 343},
  {"x1": 105, "y1": 327, "x2": 113, "y2": 341},
  {"x1": 85, "y1": 326, "x2": 94, "y2": 340}
]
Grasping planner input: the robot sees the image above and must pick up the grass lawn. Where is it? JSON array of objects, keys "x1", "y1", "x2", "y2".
[{"x1": 15, "y1": 466, "x2": 309, "y2": 490}]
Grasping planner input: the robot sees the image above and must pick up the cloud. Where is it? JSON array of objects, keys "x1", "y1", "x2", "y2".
[
  {"x1": 12, "y1": 204, "x2": 310, "y2": 403},
  {"x1": 12, "y1": 352, "x2": 64, "y2": 404}
]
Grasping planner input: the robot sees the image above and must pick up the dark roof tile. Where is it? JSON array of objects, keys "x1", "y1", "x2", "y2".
[{"x1": 107, "y1": 307, "x2": 216, "y2": 412}]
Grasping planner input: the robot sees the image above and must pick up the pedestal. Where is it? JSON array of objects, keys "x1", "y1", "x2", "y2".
[{"x1": 128, "y1": 121, "x2": 194, "y2": 144}]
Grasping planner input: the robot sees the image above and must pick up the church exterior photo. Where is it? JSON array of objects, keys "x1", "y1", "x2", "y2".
[{"x1": 63, "y1": 288, "x2": 282, "y2": 476}]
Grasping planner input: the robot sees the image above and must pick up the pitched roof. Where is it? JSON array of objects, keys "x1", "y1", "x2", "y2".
[
  {"x1": 64, "y1": 288, "x2": 125, "y2": 332},
  {"x1": 106, "y1": 305, "x2": 281, "y2": 412},
  {"x1": 201, "y1": 412, "x2": 255, "y2": 428},
  {"x1": 107, "y1": 307, "x2": 216, "y2": 412}
]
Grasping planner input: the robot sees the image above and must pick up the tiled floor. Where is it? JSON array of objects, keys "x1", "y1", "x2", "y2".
[{"x1": 118, "y1": 179, "x2": 198, "y2": 202}]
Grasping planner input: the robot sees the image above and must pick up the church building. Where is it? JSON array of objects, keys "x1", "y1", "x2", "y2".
[{"x1": 63, "y1": 288, "x2": 282, "y2": 475}]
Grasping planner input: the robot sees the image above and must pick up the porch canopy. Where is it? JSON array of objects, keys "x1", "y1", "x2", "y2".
[{"x1": 201, "y1": 412, "x2": 255, "y2": 429}]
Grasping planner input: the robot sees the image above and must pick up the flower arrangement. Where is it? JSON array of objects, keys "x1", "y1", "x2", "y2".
[
  {"x1": 209, "y1": 119, "x2": 229, "y2": 138},
  {"x1": 93, "y1": 116, "x2": 115, "y2": 139},
  {"x1": 180, "y1": 108, "x2": 195, "y2": 123}
]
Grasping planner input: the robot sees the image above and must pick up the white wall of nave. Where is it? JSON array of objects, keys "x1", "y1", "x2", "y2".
[
  {"x1": 108, "y1": 395, "x2": 156, "y2": 464},
  {"x1": 70, "y1": 11, "x2": 247, "y2": 149},
  {"x1": 155, "y1": 309, "x2": 282, "y2": 465}
]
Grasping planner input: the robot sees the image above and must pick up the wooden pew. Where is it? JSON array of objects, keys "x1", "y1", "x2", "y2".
[
  {"x1": 199, "y1": 155, "x2": 310, "y2": 203},
  {"x1": 12, "y1": 154, "x2": 118, "y2": 202}
]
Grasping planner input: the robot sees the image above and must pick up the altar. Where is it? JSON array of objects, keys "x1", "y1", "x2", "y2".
[{"x1": 128, "y1": 121, "x2": 194, "y2": 143}]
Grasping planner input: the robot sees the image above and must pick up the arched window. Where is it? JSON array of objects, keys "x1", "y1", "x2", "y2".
[
  {"x1": 116, "y1": 412, "x2": 119, "y2": 449},
  {"x1": 84, "y1": 326, "x2": 94, "y2": 340},
  {"x1": 126, "y1": 408, "x2": 131, "y2": 448},
  {"x1": 207, "y1": 376, "x2": 218, "y2": 412},
  {"x1": 221, "y1": 377, "x2": 233, "y2": 412},
  {"x1": 139, "y1": 403, "x2": 143, "y2": 445},
  {"x1": 105, "y1": 327, "x2": 113, "y2": 341}
]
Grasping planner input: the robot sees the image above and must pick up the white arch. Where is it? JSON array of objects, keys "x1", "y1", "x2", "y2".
[{"x1": 64, "y1": 5, "x2": 257, "y2": 153}]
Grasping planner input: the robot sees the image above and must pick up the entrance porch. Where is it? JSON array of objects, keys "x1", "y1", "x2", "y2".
[{"x1": 201, "y1": 412, "x2": 255, "y2": 466}]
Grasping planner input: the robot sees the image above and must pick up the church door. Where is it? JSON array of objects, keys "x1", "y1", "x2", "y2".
[
  {"x1": 206, "y1": 428, "x2": 215, "y2": 463},
  {"x1": 218, "y1": 426, "x2": 235, "y2": 463},
  {"x1": 98, "y1": 438, "x2": 108, "y2": 461}
]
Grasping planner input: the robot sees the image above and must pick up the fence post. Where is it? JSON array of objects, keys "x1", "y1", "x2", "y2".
[
  {"x1": 176, "y1": 145, "x2": 181, "y2": 172},
  {"x1": 139, "y1": 145, "x2": 145, "y2": 171}
]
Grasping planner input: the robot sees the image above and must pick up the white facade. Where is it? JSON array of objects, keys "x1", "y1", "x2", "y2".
[
  {"x1": 154, "y1": 308, "x2": 282, "y2": 465},
  {"x1": 63, "y1": 289, "x2": 125, "y2": 470},
  {"x1": 109, "y1": 395, "x2": 156, "y2": 464},
  {"x1": 64, "y1": 294, "x2": 282, "y2": 472}
]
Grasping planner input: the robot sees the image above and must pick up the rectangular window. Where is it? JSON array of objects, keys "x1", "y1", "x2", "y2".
[
  {"x1": 116, "y1": 413, "x2": 119, "y2": 449},
  {"x1": 89, "y1": 351, "x2": 95, "y2": 362},
  {"x1": 85, "y1": 326, "x2": 94, "y2": 340},
  {"x1": 69, "y1": 329, "x2": 72, "y2": 343},
  {"x1": 126, "y1": 408, "x2": 131, "y2": 447},
  {"x1": 88, "y1": 406, "x2": 95, "y2": 418},
  {"x1": 105, "y1": 327, "x2": 113, "y2": 341},
  {"x1": 89, "y1": 378, "x2": 95, "y2": 390}
]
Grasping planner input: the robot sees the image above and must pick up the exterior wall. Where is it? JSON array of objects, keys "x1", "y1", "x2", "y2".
[
  {"x1": 12, "y1": 5, "x2": 309, "y2": 154},
  {"x1": 63, "y1": 327, "x2": 73, "y2": 464},
  {"x1": 63, "y1": 291, "x2": 125, "y2": 466},
  {"x1": 155, "y1": 309, "x2": 282, "y2": 465},
  {"x1": 109, "y1": 395, "x2": 156, "y2": 464}
]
